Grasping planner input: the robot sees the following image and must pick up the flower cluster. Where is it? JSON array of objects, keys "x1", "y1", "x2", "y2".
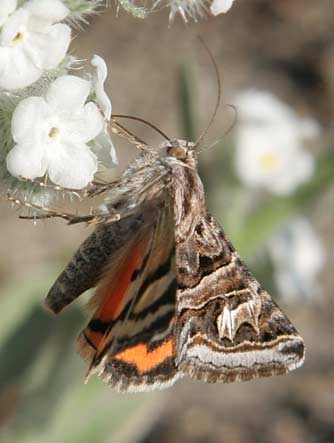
[{"x1": 0, "y1": 0, "x2": 116, "y2": 203}]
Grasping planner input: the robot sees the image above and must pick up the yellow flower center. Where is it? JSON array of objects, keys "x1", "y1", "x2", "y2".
[
  {"x1": 12, "y1": 32, "x2": 25, "y2": 44},
  {"x1": 49, "y1": 127, "x2": 60, "y2": 139},
  {"x1": 259, "y1": 151, "x2": 281, "y2": 172}
]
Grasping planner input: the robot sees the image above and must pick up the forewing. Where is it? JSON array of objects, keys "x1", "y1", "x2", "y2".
[
  {"x1": 175, "y1": 214, "x2": 305, "y2": 383},
  {"x1": 78, "y1": 200, "x2": 181, "y2": 392},
  {"x1": 46, "y1": 214, "x2": 147, "y2": 314}
]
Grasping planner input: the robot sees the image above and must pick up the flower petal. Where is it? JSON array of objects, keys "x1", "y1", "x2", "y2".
[
  {"x1": 92, "y1": 129, "x2": 118, "y2": 166},
  {"x1": 236, "y1": 89, "x2": 295, "y2": 125},
  {"x1": 6, "y1": 142, "x2": 47, "y2": 179},
  {"x1": 46, "y1": 75, "x2": 91, "y2": 114},
  {"x1": 91, "y1": 54, "x2": 112, "y2": 120},
  {"x1": 269, "y1": 151, "x2": 314, "y2": 195},
  {"x1": 0, "y1": 45, "x2": 45, "y2": 90},
  {"x1": 210, "y1": 0, "x2": 235, "y2": 16},
  {"x1": 25, "y1": 0, "x2": 69, "y2": 23},
  {"x1": 0, "y1": 0, "x2": 17, "y2": 27},
  {"x1": 46, "y1": 142, "x2": 97, "y2": 189},
  {"x1": 11, "y1": 96, "x2": 50, "y2": 144},
  {"x1": 64, "y1": 102, "x2": 104, "y2": 144},
  {"x1": 24, "y1": 23, "x2": 71, "y2": 69}
]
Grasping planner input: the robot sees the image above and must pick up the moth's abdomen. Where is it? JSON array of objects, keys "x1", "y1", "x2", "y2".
[{"x1": 45, "y1": 215, "x2": 145, "y2": 314}]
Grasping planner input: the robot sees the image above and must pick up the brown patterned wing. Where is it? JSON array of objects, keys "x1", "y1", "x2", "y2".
[{"x1": 175, "y1": 214, "x2": 305, "y2": 383}]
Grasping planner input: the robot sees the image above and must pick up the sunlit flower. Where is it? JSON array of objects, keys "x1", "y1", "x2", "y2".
[
  {"x1": 268, "y1": 217, "x2": 325, "y2": 301},
  {"x1": 234, "y1": 90, "x2": 319, "y2": 195},
  {"x1": 6, "y1": 75, "x2": 105, "y2": 189},
  {"x1": 210, "y1": 0, "x2": 235, "y2": 16},
  {"x1": 0, "y1": 0, "x2": 71, "y2": 90}
]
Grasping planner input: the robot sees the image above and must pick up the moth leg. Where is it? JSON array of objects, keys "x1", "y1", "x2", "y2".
[
  {"x1": 85, "y1": 182, "x2": 114, "y2": 198},
  {"x1": 21, "y1": 175, "x2": 115, "y2": 200},
  {"x1": 7, "y1": 193, "x2": 120, "y2": 225},
  {"x1": 18, "y1": 176, "x2": 82, "y2": 199},
  {"x1": 67, "y1": 213, "x2": 121, "y2": 225},
  {"x1": 8, "y1": 194, "x2": 84, "y2": 222}
]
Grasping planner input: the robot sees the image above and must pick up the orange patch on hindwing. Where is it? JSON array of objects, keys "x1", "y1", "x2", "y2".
[
  {"x1": 96, "y1": 237, "x2": 148, "y2": 322},
  {"x1": 114, "y1": 339, "x2": 174, "y2": 374},
  {"x1": 84, "y1": 236, "x2": 150, "y2": 352}
]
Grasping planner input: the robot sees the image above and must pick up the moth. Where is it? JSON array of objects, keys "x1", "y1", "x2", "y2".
[{"x1": 41, "y1": 119, "x2": 305, "y2": 392}]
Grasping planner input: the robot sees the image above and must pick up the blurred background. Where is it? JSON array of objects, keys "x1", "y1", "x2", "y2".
[{"x1": 0, "y1": 1, "x2": 333, "y2": 442}]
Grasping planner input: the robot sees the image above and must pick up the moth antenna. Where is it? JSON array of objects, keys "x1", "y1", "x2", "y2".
[
  {"x1": 197, "y1": 104, "x2": 238, "y2": 154},
  {"x1": 193, "y1": 37, "x2": 221, "y2": 149},
  {"x1": 110, "y1": 119, "x2": 148, "y2": 149},
  {"x1": 112, "y1": 114, "x2": 171, "y2": 141}
]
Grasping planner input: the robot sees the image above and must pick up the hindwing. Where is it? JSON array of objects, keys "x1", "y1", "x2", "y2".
[{"x1": 77, "y1": 199, "x2": 180, "y2": 392}]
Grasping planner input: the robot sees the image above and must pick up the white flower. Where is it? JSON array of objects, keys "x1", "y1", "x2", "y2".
[
  {"x1": 268, "y1": 217, "x2": 325, "y2": 301},
  {"x1": 0, "y1": 0, "x2": 17, "y2": 27},
  {"x1": 0, "y1": 0, "x2": 71, "y2": 90},
  {"x1": 91, "y1": 54, "x2": 118, "y2": 166},
  {"x1": 6, "y1": 75, "x2": 105, "y2": 189},
  {"x1": 234, "y1": 90, "x2": 319, "y2": 195},
  {"x1": 210, "y1": 0, "x2": 235, "y2": 16}
]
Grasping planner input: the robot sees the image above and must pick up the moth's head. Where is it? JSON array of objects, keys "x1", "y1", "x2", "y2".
[{"x1": 162, "y1": 139, "x2": 197, "y2": 166}]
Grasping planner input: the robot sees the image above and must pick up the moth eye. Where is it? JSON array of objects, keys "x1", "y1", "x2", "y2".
[{"x1": 168, "y1": 146, "x2": 187, "y2": 160}]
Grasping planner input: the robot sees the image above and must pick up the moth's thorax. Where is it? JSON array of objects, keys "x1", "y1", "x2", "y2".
[
  {"x1": 161, "y1": 139, "x2": 206, "y2": 241},
  {"x1": 101, "y1": 139, "x2": 204, "y2": 236},
  {"x1": 102, "y1": 150, "x2": 166, "y2": 217}
]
